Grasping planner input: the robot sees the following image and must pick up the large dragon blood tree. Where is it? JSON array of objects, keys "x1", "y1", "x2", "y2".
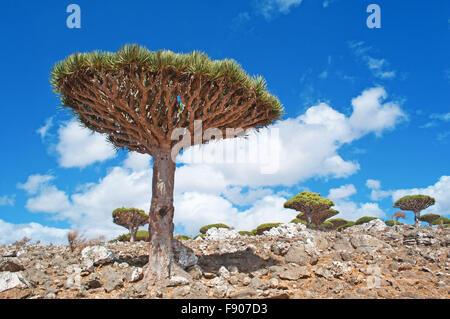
[{"x1": 50, "y1": 45, "x2": 283, "y2": 287}]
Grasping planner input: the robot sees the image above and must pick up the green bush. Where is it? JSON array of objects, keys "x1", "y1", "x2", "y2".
[
  {"x1": 327, "y1": 218, "x2": 348, "y2": 229},
  {"x1": 431, "y1": 217, "x2": 450, "y2": 226},
  {"x1": 254, "y1": 223, "x2": 282, "y2": 235},
  {"x1": 337, "y1": 221, "x2": 356, "y2": 231},
  {"x1": 199, "y1": 223, "x2": 230, "y2": 234},
  {"x1": 385, "y1": 220, "x2": 402, "y2": 227},
  {"x1": 419, "y1": 213, "x2": 441, "y2": 225},
  {"x1": 295, "y1": 212, "x2": 304, "y2": 219},
  {"x1": 355, "y1": 216, "x2": 378, "y2": 225},
  {"x1": 112, "y1": 230, "x2": 149, "y2": 242},
  {"x1": 238, "y1": 231, "x2": 255, "y2": 236},
  {"x1": 193, "y1": 234, "x2": 205, "y2": 240},
  {"x1": 320, "y1": 221, "x2": 334, "y2": 230},
  {"x1": 174, "y1": 235, "x2": 191, "y2": 241},
  {"x1": 290, "y1": 218, "x2": 307, "y2": 225}
]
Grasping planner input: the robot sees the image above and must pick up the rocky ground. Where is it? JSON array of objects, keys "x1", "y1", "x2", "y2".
[{"x1": 0, "y1": 219, "x2": 449, "y2": 299}]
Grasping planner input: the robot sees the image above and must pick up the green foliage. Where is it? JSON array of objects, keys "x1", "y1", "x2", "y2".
[
  {"x1": 337, "y1": 221, "x2": 356, "y2": 231},
  {"x1": 385, "y1": 220, "x2": 403, "y2": 227},
  {"x1": 50, "y1": 45, "x2": 284, "y2": 119},
  {"x1": 284, "y1": 192, "x2": 335, "y2": 212},
  {"x1": 255, "y1": 223, "x2": 282, "y2": 235},
  {"x1": 199, "y1": 223, "x2": 230, "y2": 234},
  {"x1": 193, "y1": 234, "x2": 205, "y2": 240},
  {"x1": 112, "y1": 207, "x2": 148, "y2": 218},
  {"x1": 327, "y1": 218, "x2": 349, "y2": 229},
  {"x1": 290, "y1": 218, "x2": 307, "y2": 225},
  {"x1": 355, "y1": 216, "x2": 379, "y2": 225},
  {"x1": 393, "y1": 195, "x2": 435, "y2": 212},
  {"x1": 320, "y1": 221, "x2": 334, "y2": 230},
  {"x1": 112, "y1": 230, "x2": 149, "y2": 242},
  {"x1": 419, "y1": 213, "x2": 441, "y2": 225},
  {"x1": 295, "y1": 212, "x2": 304, "y2": 219},
  {"x1": 431, "y1": 217, "x2": 450, "y2": 226},
  {"x1": 238, "y1": 231, "x2": 255, "y2": 237},
  {"x1": 174, "y1": 235, "x2": 191, "y2": 241}
]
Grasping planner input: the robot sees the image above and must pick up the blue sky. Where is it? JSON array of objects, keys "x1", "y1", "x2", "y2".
[{"x1": 0, "y1": 0, "x2": 449, "y2": 244}]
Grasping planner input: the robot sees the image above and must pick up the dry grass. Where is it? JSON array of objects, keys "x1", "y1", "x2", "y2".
[{"x1": 67, "y1": 230, "x2": 105, "y2": 253}]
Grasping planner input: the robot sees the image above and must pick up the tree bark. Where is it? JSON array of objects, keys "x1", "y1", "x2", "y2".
[
  {"x1": 414, "y1": 211, "x2": 421, "y2": 227},
  {"x1": 143, "y1": 148, "x2": 188, "y2": 287},
  {"x1": 306, "y1": 213, "x2": 313, "y2": 229},
  {"x1": 129, "y1": 226, "x2": 137, "y2": 243}
]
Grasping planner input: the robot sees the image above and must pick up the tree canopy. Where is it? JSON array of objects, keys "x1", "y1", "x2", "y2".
[
  {"x1": 284, "y1": 191, "x2": 335, "y2": 213},
  {"x1": 50, "y1": 45, "x2": 284, "y2": 155},
  {"x1": 393, "y1": 195, "x2": 435, "y2": 213}
]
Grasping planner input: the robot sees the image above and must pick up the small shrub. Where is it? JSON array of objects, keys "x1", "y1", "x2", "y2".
[
  {"x1": 255, "y1": 223, "x2": 282, "y2": 235},
  {"x1": 320, "y1": 221, "x2": 334, "y2": 230},
  {"x1": 12, "y1": 236, "x2": 32, "y2": 247},
  {"x1": 174, "y1": 235, "x2": 191, "y2": 241},
  {"x1": 238, "y1": 231, "x2": 254, "y2": 236},
  {"x1": 290, "y1": 218, "x2": 307, "y2": 225},
  {"x1": 67, "y1": 230, "x2": 86, "y2": 252},
  {"x1": 193, "y1": 234, "x2": 205, "y2": 240},
  {"x1": 112, "y1": 230, "x2": 149, "y2": 242},
  {"x1": 431, "y1": 217, "x2": 450, "y2": 226},
  {"x1": 355, "y1": 216, "x2": 378, "y2": 225},
  {"x1": 385, "y1": 220, "x2": 402, "y2": 227},
  {"x1": 337, "y1": 221, "x2": 356, "y2": 231},
  {"x1": 327, "y1": 218, "x2": 348, "y2": 229},
  {"x1": 199, "y1": 223, "x2": 230, "y2": 234}
]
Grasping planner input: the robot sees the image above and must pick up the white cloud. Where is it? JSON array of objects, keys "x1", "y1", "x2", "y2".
[
  {"x1": 0, "y1": 195, "x2": 15, "y2": 207},
  {"x1": 36, "y1": 117, "x2": 54, "y2": 140},
  {"x1": 258, "y1": 0, "x2": 303, "y2": 19},
  {"x1": 328, "y1": 184, "x2": 385, "y2": 221},
  {"x1": 0, "y1": 219, "x2": 69, "y2": 245},
  {"x1": 25, "y1": 186, "x2": 71, "y2": 214},
  {"x1": 366, "y1": 179, "x2": 390, "y2": 201},
  {"x1": 349, "y1": 87, "x2": 406, "y2": 137},
  {"x1": 174, "y1": 192, "x2": 296, "y2": 236},
  {"x1": 56, "y1": 120, "x2": 116, "y2": 168},
  {"x1": 179, "y1": 87, "x2": 404, "y2": 187},
  {"x1": 349, "y1": 41, "x2": 397, "y2": 80},
  {"x1": 328, "y1": 184, "x2": 357, "y2": 201},
  {"x1": 17, "y1": 174, "x2": 55, "y2": 195}
]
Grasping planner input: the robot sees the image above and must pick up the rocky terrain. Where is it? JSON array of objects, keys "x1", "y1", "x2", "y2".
[{"x1": 0, "y1": 219, "x2": 449, "y2": 299}]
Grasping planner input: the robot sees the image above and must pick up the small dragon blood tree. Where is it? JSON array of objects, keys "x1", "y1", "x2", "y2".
[
  {"x1": 112, "y1": 207, "x2": 149, "y2": 243},
  {"x1": 50, "y1": 45, "x2": 283, "y2": 287},
  {"x1": 284, "y1": 192, "x2": 335, "y2": 229},
  {"x1": 393, "y1": 195, "x2": 435, "y2": 226}
]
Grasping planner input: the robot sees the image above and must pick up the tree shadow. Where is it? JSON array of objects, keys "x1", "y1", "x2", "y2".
[{"x1": 198, "y1": 247, "x2": 280, "y2": 273}]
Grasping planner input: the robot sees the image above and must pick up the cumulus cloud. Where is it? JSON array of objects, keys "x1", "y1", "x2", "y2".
[
  {"x1": 0, "y1": 219, "x2": 69, "y2": 245},
  {"x1": 328, "y1": 184, "x2": 357, "y2": 201},
  {"x1": 0, "y1": 195, "x2": 15, "y2": 207},
  {"x1": 17, "y1": 174, "x2": 55, "y2": 195},
  {"x1": 366, "y1": 179, "x2": 391, "y2": 201},
  {"x1": 179, "y1": 87, "x2": 404, "y2": 187},
  {"x1": 56, "y1": 120, "x2": 116, "y2": 168}
]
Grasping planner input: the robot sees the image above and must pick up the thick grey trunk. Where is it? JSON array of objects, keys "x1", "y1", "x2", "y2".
[
  {"x1": 144, "y1": 149, "x2": 190, "y2": 287},
  {"x1": 414, "y1": 211, "x2": 421, "y2": 226}
]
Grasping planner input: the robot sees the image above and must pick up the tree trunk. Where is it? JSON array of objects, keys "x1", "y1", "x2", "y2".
[
  {"x1": 306, "y1": 213, "x2": 313, "y2": 229},
  {"x1": 414, "y1": 211, "x2": 421, "y2": 226},
  {"x1": 129, "y1": 226, "x2": 137, "y2": 243},
  {"x1": 143, "y1": 149, "x2": 188, "y2": 287}
]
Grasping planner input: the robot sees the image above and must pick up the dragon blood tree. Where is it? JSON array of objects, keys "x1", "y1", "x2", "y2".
[
  {"x1": 393, "y1": 195, "x2": 435, "y2": 226},
  {"x1": 50, "y1": 45, "x2": 283, "y2": 287},
  {"x1": 112, "y1": 207, "x2": 149, "y2": 243},
  {"x1": 296, "y1": 208, "x2": 339, "y2": 229},
  {"x1": 284, "y1": 192, "x2": 335, "y2": 229}
]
